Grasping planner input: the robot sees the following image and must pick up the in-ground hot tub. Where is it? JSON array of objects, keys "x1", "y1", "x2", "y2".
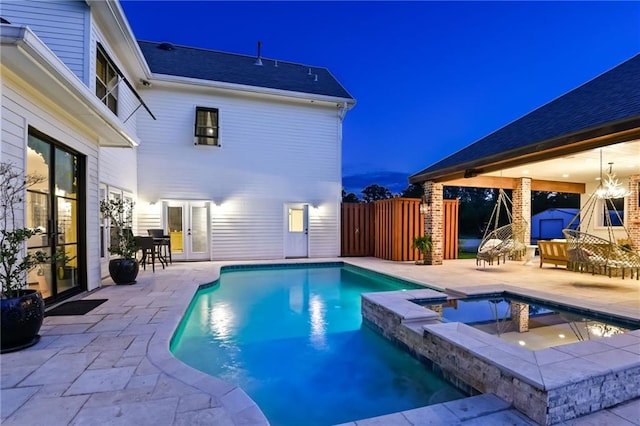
[{"x1": 362, "y1": 288, "x2": 640, "y2": 425}]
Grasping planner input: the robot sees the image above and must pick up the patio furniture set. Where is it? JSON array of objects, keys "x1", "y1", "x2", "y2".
[{"x1": 134, "y1": 229, "x2": 172, "y2": 272}]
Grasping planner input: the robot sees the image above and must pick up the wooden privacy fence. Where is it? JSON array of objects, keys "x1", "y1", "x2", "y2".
[
  {"x1": 341, "y1": 202, "x2": 375, "y2": 256},
  {"x1": 442, "y1": 199, "x2": 459, "y2": 260},
  {"x1": 341, "y1": 198, "x2": 459, "y2": 261},
  {"x1": 375, "y1": 198, "x2": 423, "y2": 261}
]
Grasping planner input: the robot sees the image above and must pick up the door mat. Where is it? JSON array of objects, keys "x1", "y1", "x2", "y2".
[{"x1": 44, "y1": 299, "x2": 108, "y2": 316}]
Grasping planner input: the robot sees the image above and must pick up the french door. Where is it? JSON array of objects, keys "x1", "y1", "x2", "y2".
[
  {"x1": 26, "y1": 129, "x2": 84, "y2": 302},
  {"x1": 165, "y1": 201, "x2": 210, "y2": 261}
]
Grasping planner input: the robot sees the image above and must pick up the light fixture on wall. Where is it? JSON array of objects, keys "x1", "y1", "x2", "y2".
[{"x1": 419, "y1": 197, "x2": 431, "y2": 215}]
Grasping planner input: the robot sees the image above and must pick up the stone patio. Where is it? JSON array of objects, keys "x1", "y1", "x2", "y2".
[{"x1": 1, "y1": 258, "x2": 639, "y2": 425}]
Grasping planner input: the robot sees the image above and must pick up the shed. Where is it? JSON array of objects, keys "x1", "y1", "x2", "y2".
[{"x1": 530, "y1": 208, "x2": 579, "y2": 244}]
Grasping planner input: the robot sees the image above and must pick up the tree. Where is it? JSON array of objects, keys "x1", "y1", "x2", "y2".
[
  {"x1": 341, "y1": 189, "x2": 360, "y2": 203},
  {"x1": 361, "y1": 184, "x2": 392, "y2": 203},
  {"x1": 400, "y1": 183, "x2": 423, "y2": 199},
  {"x1": 531, "y1": 191, "x2": 579, "y2": 215},
  {"x1": 444, "y1": 186, "x2": 498, "y2": 237}
]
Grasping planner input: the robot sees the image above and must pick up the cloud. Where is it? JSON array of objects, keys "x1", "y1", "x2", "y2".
[{"x1": 342, "y1": 171, "x2": 410, "y2": 195}]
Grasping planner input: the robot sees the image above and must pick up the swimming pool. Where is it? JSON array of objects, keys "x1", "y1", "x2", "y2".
[
  {"x1": 419, "y1": 294, "x2": 639, "y2": 351},
  {"x1": 171, "y1": 263, "x2": 465, "y2": 425}
]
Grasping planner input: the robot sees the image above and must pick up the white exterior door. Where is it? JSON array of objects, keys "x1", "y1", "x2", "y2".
[
  {"x1": 165, "y1": 201, "x2": 210, "y2": 261},
  {"x1": 285, "y1": 204, "x2": 309, "y2": 258}
]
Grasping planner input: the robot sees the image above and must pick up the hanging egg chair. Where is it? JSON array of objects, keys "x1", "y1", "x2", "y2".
[
  {"x1": 562, "y1": 160, "x2": 639, "y2": 279},
  {"x1": 477, "y1": 188, "x2": 528, "y2": 266}
]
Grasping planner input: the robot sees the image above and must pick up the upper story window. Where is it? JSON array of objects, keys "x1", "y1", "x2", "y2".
[
  {"x1": 96, "y1": 44, "x2": 119, "y2": 115},
  {"x1": 194, "y1": 107, "x2": 219, "y2": 146}
]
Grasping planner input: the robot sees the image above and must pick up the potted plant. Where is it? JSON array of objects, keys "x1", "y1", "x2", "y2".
[
  {"x1": 99, "y1": 198, "x2": 139, "y2": 284},
  {"x1": 412, "y1": 234, "x2": 433, "y2": 265},
  {"x1": 0, "y1": 161, "x2": 66, "y2": 353}
]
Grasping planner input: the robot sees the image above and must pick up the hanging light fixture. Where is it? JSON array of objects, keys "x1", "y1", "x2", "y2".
[
  {"x1": 595, "y1": 150, "x2": 632, "y2": 199},
  {"x1": 595, "y1": 163, "x2": 632, "y2": 199}
]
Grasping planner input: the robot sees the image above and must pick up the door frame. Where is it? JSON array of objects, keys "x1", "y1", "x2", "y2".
[
  {"x1": 163, "y1": 200, "x2": 211, "y2": 261},
  {"x1": 27, "y1": 127, "x2": 86, "y2": 304},
  {"x1": 284, "y1": 203, "x2": 309, "y2": 258}
]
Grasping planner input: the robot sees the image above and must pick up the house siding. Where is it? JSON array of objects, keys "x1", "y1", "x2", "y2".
[
  {"x1": 1, "y1": 0, "x2": 89, "y2": 84},
  {"x1": 1, "y1": 68, "x2": 102, "y2": 292},
  {"x1": 89, "y1": 24, "x2": 141, "y2": 138},
  {"x1": 88, "y1": 21, "x2": 142, "y2": 276},
  {"x1": 90, "y1": 24, "x2": 139, "y2": 192},
  {"x1": 136, "y1": 86, "x2": 342, "y2": 260}
]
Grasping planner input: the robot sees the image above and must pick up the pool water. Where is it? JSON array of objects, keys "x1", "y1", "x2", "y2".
[
  {"x1": 171, "y1": 264, "x2": 464, "y2": 425},
  {"x1": 420, "y1": 295, "x2": 639, "y2": 351}
]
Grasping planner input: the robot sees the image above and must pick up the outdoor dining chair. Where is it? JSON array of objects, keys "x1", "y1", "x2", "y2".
[
  {"x1": 134, "y1": 236, "x2": 164, "y2": 272},
  {"x1": 147, "y1": 229, "x2": 172, "y2": 264}
]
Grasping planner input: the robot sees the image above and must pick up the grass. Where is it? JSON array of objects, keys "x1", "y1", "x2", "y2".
[{"x1": 458, "y1": 251, "x2": 477, "y2": 260}]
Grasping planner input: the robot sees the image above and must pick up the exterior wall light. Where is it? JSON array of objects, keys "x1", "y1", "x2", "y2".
[{"x1": 419, "y1": 198, "x2": 431, "y2": 215}]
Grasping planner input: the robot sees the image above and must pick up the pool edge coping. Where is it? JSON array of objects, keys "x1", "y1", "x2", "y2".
[
  {"x1": 144, "y1": 258, "x2": 640, "y2": 425},
  {"x1": 146, "y1": 261, "x2": 270, "y2": 425},
  {"x1": 146, "y1": 258, "x2": 467, "y2": 426}
]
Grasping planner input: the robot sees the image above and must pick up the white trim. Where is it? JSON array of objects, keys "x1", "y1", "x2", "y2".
[
  {"x1": 1, "y1": 24, "x2": 140, "y2": 148},
  {"x1": 87, "y1": 0, "x2": 152, "y2": 79},
  {"x1": 150, "y1": 74, "x2": 356, "y2": 109}
]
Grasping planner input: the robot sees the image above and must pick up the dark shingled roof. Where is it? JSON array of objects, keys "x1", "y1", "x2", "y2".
[
  {"x1": 138, "y1": 40, "x2": 354, "y2": 100},
  {"x1": 410, "y1": 54, "x2": 640, "y2": 182}
]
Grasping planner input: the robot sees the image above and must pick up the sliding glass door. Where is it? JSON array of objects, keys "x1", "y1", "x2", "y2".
[{"x1": 26, "y1": 128, "x2": 84, "y2": 303}]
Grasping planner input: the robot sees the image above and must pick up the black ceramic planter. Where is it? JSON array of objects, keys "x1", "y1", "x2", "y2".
[
  {"x1": 1, "y1": 289, "x2": 45, "y2": 354},
  {"x1": 108, "y1": 258, "x2": 139, "y2": 285}
]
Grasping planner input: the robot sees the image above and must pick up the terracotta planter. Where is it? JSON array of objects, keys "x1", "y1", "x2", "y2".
[
  {"x1": 1, "y1": 289, "x2": 45, "y2": 353},
  {"x1": 108, "y1": 258, "x2": 139, "y2": 285}
]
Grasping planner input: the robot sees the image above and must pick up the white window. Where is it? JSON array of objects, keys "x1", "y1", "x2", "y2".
[
  {"x1": 289, "y1": 208, "x2": 305, "y2": 232},
  {"x1": 101, "y1": 186, "x2": 134, "y2": 258},
  {"x1": 194, "y1": 107, "x2": 219, "y2": 145},
  {"x1": 96, "y1": 44, "x2": 119, "y2": 115}
]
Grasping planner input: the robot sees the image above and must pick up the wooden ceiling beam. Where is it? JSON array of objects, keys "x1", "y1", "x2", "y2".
[
  {"x1": 443, "y1": 176, "x2": 514, "y2": 189},
  {"x1": 441, "y1": 176, "x2": 585, "y2": 193},
  {"x1": 530, "y1": 179, "x2": 585, "y2": 193}
]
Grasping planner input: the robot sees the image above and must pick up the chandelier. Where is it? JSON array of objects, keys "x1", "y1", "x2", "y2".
[{"x1": 595, "y1": 159, "x2": 632, "y2": 200}]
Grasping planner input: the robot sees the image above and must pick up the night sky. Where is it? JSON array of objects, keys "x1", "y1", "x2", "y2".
[{"x1": 120, "y1": 1, "x2": 639, "y2": 194}]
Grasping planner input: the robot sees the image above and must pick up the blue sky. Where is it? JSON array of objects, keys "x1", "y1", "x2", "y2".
[{"x1": 120, "y1": 1, "x2": 639, "y2": 194}]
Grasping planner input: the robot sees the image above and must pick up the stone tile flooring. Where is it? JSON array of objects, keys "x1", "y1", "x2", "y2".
[{"x1": 1, "y1": 258, "x2": 639, "y2": 425}]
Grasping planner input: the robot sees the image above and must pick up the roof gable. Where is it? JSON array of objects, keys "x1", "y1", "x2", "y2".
[
  {"x1": 410, "y1": 54, "x2": 640, "y2": 182},
  {"x1": 138, "y1": 40, "x2": 353, "y2": 100}
]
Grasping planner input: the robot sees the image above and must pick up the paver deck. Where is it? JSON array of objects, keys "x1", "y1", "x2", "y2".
[{"x1": 1, "y1": 257, "x2": 639, "y2": 425}]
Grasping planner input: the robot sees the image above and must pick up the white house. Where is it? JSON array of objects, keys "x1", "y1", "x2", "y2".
[
  {"x1": 1, "y1": 0, "x2": 354, "y2": 305},
  {"x1": 134, "y1": 41, "x2": 355, "y2": 261}
]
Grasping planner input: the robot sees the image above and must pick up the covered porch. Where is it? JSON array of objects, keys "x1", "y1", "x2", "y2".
[{"x1": 410, "y1": 54, "x2": 640, "y2": 266}]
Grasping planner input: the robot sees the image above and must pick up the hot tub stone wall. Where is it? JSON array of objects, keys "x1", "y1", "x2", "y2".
[
  {"x1": 361, "y1": 291, "x2": 640, "y2": 425},
  {"x1": 423, "y1": 327, "x2": 548, "y2": 423}
]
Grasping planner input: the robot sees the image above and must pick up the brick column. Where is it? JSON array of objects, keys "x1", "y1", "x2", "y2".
[
  {"x1": 628, "y1": 174, "x2": 640, "y2": 250},
  {"x1": 423, "y1": 181, "x2": 443, "y2": 265},
  {"x1": 511, "y1": 302, "x2": 530, "y2": 333},
  {"x1": 512, "y1": 178, "x2": 532, "y2": 260}
]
